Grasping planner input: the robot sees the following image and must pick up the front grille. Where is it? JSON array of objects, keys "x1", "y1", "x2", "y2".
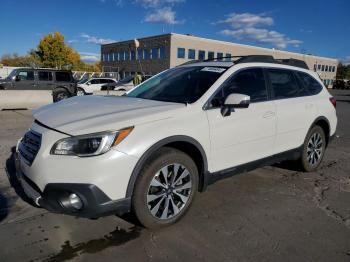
[{"x1": 18, "y1": 130, "x2": 42, "y2": 166}]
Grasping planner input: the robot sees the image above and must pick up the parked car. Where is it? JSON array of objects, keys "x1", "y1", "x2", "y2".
[
  {"x1": 0, "y1": 68, "x2": 77, "y2": 102},
  {"x1": 15, "y1": 56, "x2": 337, "y2": 228},
  {"x1": 77, "y1": 78, "x2": 118, "y2": 94},
  {"x1": 100, "y1": 75, "x2": 135, "y2": 91}
]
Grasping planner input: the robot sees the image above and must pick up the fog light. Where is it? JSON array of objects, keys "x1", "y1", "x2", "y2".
[{"x1": 68, "y1": 193, "x2": 83, "y2": 210}]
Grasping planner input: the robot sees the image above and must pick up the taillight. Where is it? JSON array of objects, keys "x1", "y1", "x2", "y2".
[{"x1": 329, "y1": 97, "x2": 336, "y2": 109}]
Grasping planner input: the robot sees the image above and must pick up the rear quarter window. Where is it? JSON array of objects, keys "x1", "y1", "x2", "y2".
[
  {"x1": 55, "y1": 72, "x2": 72, "y2": 82},
  {"x1": 296, "y1": 72, "x2": 323, "y2": 95}
]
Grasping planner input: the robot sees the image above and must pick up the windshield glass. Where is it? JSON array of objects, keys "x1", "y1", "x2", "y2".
[
  {"x1": 78, "y1": 78, "x2": 89, "y2": 84},
  {"x1": 126, "y1": 66, "x2": 226, "y2": 103},
  {"x1": 6, "y1": 69, "x2": 18, "y2": 80}
]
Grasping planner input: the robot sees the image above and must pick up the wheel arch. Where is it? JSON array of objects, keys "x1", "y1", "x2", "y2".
[
  {"x1": 310, "y1": 116, "x2": 331, "y2": 145},
  {"x1": 126, "y1": 135, "x2": 209, "y2": 198}
]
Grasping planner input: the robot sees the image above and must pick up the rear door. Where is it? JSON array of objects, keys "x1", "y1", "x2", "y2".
[
  {"x1": 37, "y1": 71, "x2": 54, "y2": 90},
  {"x1": 206, "y1": 67, "x2": 276, "y2": 172},
  {"x1": 266, "y1": 68, "x2": 317, "y2": 154}
]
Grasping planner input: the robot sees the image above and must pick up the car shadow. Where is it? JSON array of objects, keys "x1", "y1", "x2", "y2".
[
  {"x1": 272, "y1": 160, "x2": 304, "y2": 172},
  {"x1": 5, "y1": 146, "x2": 37, "y2": 207}
]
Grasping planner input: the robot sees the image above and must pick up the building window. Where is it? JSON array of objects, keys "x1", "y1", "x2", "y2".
[
  {"x1": 114, "y1": 52, "x2": 119, "y2": 61},
  {"x1": 151, "y1": 48, "x2": 159, "y2": 59},
  {"x1": 177, "y1": 48, "x2": 185, "y2": 59},
  {"x1": 125, "y1": 51, "x2": 130, "y2": 61},
  {"x1": 137, "y1": 49, "x2": 143, "y2": 60},
  {"x1": 144, "y1": 49, "x2": 150, "y2": 60},
  {"x1": 321, "y1": 65, "x2": 325, "y2": 71},
  {"x1": 198, "y1": 50, "x2": 205, "y2": 60},
  {"x1": 208, "y1": 51, "x2": 214, "y2": 60},
  {"x1": 130, "y1": 50, "x2": 136, "y2": 60},
  {"x1": 217, "y1": 52, "x2": 223, "y2": 61},
  {"x1": 188, "y1": 49, "x2": 195, "y2": 59},
  {"x1": 119, "y1": 51, "x2": 124, "y2": 61},
  {"x1": 225, "y1": 53, "x2": 231, "y2": 61},
  {"x1": 159, "y1": 47, "x2": 165, "y2": 59},
  {"x1": 317, "y1": 64, "x2": 321, "y2": 71},
  {"x1": 325, "y1": 65, "x2": 329, "y2": 72}
]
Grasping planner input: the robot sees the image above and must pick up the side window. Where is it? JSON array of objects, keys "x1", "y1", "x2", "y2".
[
  {"x1": 18, "y1": 70, "x2": 34, "y2": 81},
  {"x1": 296, "y1": 72, "x2": 323, "y2": 95},
  {"x1": 55, "y1": 72, "x2": 71, "y2": 82},
  {"x1": 100, "y1": 79, "x2": 109, "y2": 84},
  {"x1": 90, "y1": 79, "x2": 100, "y2": 84},
  {"x1": 38, "y1": 71, "x2": 53, "y2": 81},
  {"x1": 211, "y1": 68, "x2": 267, "y2": 107},
  {"x1": 267, "y1": 69, "x2": 300, "y2": 99}
]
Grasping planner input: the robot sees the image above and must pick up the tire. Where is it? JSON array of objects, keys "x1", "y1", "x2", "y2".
[
  {"x1": 53, "y1": 88, "x2": 70, "y2": 102},
  {"x1": 300, "y1": 125, "x2": 326, "y2": 172},
  {"x1": 132, "y1": 147, "x2": 198, "y2": 228},
  {"x1": 77, "y1": 87, "x2": 86, "y2": 96}
]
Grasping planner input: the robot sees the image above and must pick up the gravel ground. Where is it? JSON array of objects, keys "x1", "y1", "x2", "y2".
[{"x1": 0, "y1": 90, "x2": 349, "y2": 262}]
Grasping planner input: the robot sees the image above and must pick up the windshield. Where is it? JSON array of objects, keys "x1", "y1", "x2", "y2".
[
  {"x1": 119, "y1": 76, "x2": 133, "y2": 83},
  {"x1": 78, "y1": 78, "x2": 89, "y2": 84},
  {"x1": 6, "y1": 69, "x2": 18, "y2": 80},
  {"x1": 126, "y1": 66, "x2": 226, "y2": 103}
]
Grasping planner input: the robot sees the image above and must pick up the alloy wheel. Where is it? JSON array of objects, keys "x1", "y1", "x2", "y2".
[
  {"x1": 147, "y1": 163, "x2": 192, "y2": 220},
  {"x1": 307, "y1": 132, "x2": 323, "y2": 166}
]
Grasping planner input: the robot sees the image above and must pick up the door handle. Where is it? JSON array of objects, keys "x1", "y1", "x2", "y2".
[{"x1": 263, "y1": 111, "x2": 275, "y2": 118}]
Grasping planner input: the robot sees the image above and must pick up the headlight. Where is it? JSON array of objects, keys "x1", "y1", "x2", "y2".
[{"x1": 50, "y1": 127, "x2": 133, "y2": 156}]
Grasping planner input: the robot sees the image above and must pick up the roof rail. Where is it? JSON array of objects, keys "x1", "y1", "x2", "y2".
[
  {"x1": 275, "y1": 58, "x2": 309, "y2": 70},
  {"x1": 177, "y1": 55, "x2": 310, "y2": 70}
]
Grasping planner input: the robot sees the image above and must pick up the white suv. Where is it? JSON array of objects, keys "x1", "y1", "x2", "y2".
[{"x1": 15, "y1": 56, "x2": 337, "y2": 228}]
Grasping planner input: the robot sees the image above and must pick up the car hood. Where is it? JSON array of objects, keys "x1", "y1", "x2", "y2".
[{"x1": 33, "y1": 95, "x2": 185, "y2": 135}]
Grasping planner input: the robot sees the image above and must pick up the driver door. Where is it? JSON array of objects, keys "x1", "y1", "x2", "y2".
[{"x1": 205, "y1": 68, "x2": 276, "y2": 172}]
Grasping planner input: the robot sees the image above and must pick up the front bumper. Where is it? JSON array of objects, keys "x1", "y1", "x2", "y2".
[{"x1": 15, "y1": 152, "x2": 131, "y2": 218}]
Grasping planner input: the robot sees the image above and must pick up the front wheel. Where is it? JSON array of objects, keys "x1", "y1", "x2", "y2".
[
  {"x1": 300, "y1": 126, "x2": 326, "y2": 172},
  {"x1": 132, "y1": 147, "x2": 198, "y2": 228},
  {"x1": 77, "y1": 87, "x2": 86, "y2": 96}
]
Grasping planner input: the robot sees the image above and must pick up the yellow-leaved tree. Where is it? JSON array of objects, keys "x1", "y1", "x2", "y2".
[{"x1": 37, "y1": 32, "x2": 81, "y2": 69}]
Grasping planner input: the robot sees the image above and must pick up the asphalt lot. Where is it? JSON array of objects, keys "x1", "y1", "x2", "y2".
[{"x1": 0, "y1": 90, "x2": 349, "y2": 262}]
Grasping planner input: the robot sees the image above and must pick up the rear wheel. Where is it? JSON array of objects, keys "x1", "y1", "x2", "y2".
[
  {"x1": 300, "y1": 126, "x2": 326, "y2": 172},
  {"x1": 53, "y1": 88, "x2": 70, "y2": 102},
  {"x1": 132, "y1": 147, "x2": 198, "y2": 228}
]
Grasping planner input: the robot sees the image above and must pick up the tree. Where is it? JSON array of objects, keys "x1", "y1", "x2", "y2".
[
  {"x1": 37, "y1": 32, "x2": 77, "y2": 68},
  {"x1": 0, "y1": 32, "x2": 101, "y2": 72},
  {"x1": 336, "y1": 63, "x2": 350, "y2": 80}
]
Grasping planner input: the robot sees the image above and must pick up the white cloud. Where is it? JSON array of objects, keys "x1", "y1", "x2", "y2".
[
  {"x1": 144, "y1": 7, "x2": 182, "y2": 24},
  {"x1": 80, "y1": 33, "x2": 115, "y2": 45},
  {"x1": 136, "y1": 0, "x2": 184, "y2": 8},
  {"x1": 216, "y1": 13, "x2": 273, "y2": 28},
  {"x1": 79, "y1": 52, "x2": 100, "y2": 62},
  {"x1": 220, "y1": 27, "x2": 302, "y2": 49}
]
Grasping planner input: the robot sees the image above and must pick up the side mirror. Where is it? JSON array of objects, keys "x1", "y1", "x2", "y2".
[
  {"x1": 15, "y1": 75, "x2": 21, "y2": 81},
  {"x1": 221, "y1": 93, "x2": 250, "y2": 117}
]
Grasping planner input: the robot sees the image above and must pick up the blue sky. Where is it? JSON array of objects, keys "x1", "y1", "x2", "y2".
[{"x1": 0, "y1": 0, "x2": 349, "y2": 63}]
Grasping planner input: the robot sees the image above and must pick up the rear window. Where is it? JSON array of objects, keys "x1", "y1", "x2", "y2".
[
  {"x1": 296, "y1": 72, "x2": 323, "y2": 95},
  {"x1": 38, "y1": 71, "x2": 53, "y2": 81},
  {"x1": 55, "y1": 72, "x2": 71, "y2": 82}
]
